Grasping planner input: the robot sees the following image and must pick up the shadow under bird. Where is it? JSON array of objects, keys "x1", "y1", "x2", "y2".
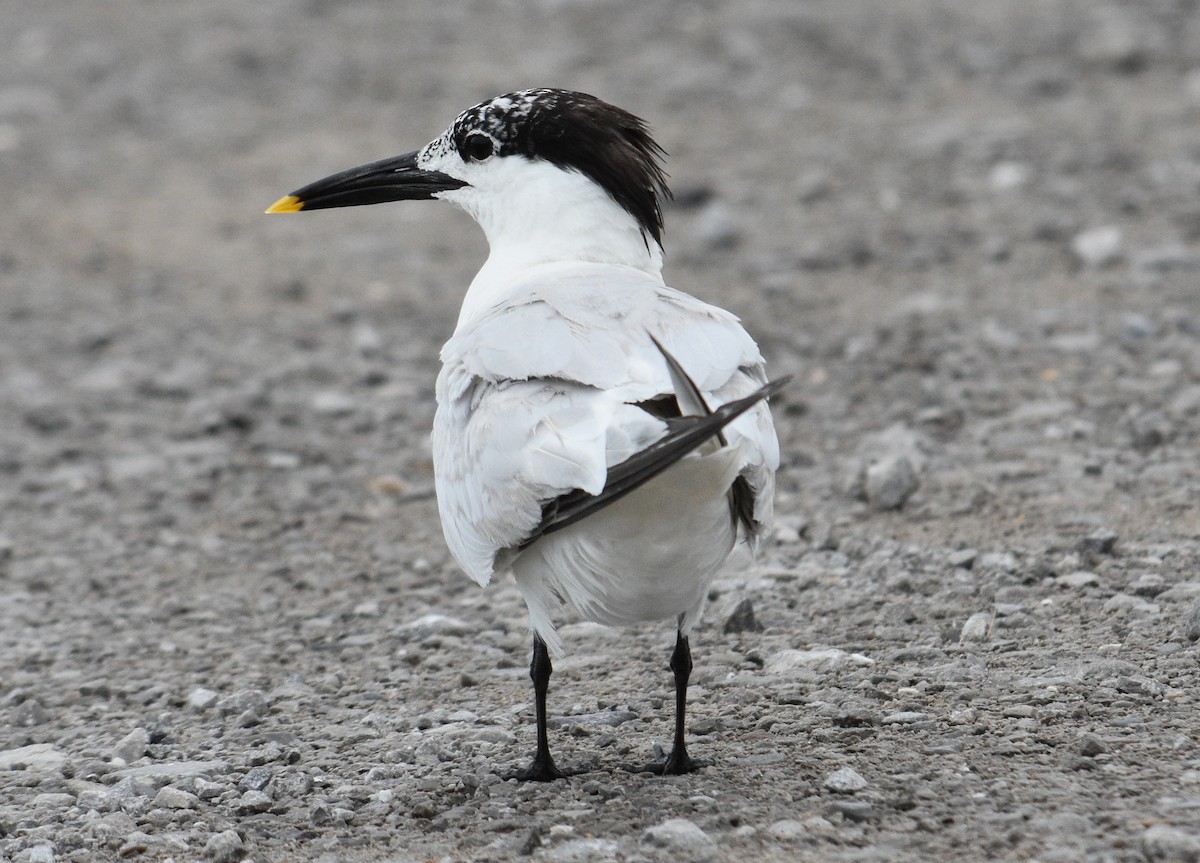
[{"x1": 267, "y1": 88, "x2": 789, "y2": 780}]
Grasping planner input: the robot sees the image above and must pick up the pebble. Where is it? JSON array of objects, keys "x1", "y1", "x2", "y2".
[
  {"x1": 204, "y1": 829, "x2": 245, "y2": 863},
  {"x1": 862, "y1": 454, "x2": 919, "y2": 510},
  {"x1": 1071, "y1": 226, "x2": 1122, "y2": 267},
  {"x1": 1181, "y1": 599, "x2": 1200, "y2": 642},
  {"x1": 15, "y1": 699, "x2": 49, "y2": 727},
  {"x1": 828, "y1": 800, "x2": 875, "y2": 822},
  {"x1": 113, "y1": 728, "x2": 149, "y2": 764},
  {"x1": 547, "y1": 711, "x2": 638, "y2": 730},
  {"x1": 1103, "y1": 593, "x2": 1159, "y2": 615},
  {"x1": 988, "y1": 161, "x2": 1030, "y2": 192},
  {"x1": 0, "y1": 744, "x2": 67, "y2": 773},
  {"x1": 194, "y1": 778, "x2": 227, "y2": 800},
  {"x1": 239, "y1": 766, "x2": 274, "y2": 792},
  {"x1": 1139, "y1": 823, "x2": 1200, "y2": 863},
  {"x1": 25, "y1": 845, "x2": 55, "y2": 863},
  {"x1": 187, "y1": 688, "x2": 220, "y2": 711},
  {"x1": 1129, "y1": 573, "x2": 1166, "y2": 597},
  {"x1": 642, "y1": 819, "x2": 717, "y2": 858},
  {"x1": 824, "y1": 767, "x2": 868, "y2": 793},
  {"x1": 1129, "y1": 410, "x2": 1174, "y2": 451},
  {"x1": 960, "y1": 611, "x2": 993, "y2": 643},
  {"x1": 979, "y1": 552, "x2": 1019, "y2": 573},
  {"x1": 108, "y1": 760, "x2": 231, "y2": 786},
  {"x1": 762, "y1": 819, "x2": 804, "y2": 840},
  {"x1": 542, "y1": 838, "x2": 620, "y2": 862},
  {"x1": 765, "y1": 648, "x2": 873, "y2": 673},
  {"x1": 882, "y1": 711, "x2": 931, "y2": 725},
  {"x1": 152, "y1": 786, "x2": 198, "y2": 810},
  {"x1": 1077, "y1": 734, "x2": 1107, "y2": 757},
  {"x1": 310, "y1": 390, "x2": 356, "y2": 416},
  {"x1": 723, "y1": 597, "x2": 763, "y2": 634},
  {"x1": 1079, "y1": 528, "x2": 1118, "y2": 555},
  {"x1": 948, "y1": 548, "x2": 978, "y2": 569},
  {"x1": 237, "y1": 789, "x2": 273, "y2": 814},
  {"x1": 1059, "y1": 571, "x2": 1100, "y2": 589}
]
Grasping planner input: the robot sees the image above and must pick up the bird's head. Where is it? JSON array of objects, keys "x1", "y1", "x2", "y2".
[{"x1": 267, "y1": 88, "x2": 672, "y2": 250}]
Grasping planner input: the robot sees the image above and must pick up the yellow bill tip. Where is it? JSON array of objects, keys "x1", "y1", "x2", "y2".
[{"x1": 265, "y1": 195, "x2": 304, "y2": 214}]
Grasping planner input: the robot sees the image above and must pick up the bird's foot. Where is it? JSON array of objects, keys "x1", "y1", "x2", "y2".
[
  {"x1": 503, "y1": 754, "x2": 585, "y2": 782},
  {"x1": 623, "y1": 744, "x2": 707, "y2": 776}
]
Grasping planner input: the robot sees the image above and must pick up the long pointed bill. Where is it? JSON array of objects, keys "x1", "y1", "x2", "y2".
[{"x1": 265, "y1": 150, "x2": 467, "y2": 214}]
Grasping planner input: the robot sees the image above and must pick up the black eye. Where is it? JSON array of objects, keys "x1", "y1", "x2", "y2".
[{"x1": 463, "y1": 134, "x2": 494, "y2": 162}]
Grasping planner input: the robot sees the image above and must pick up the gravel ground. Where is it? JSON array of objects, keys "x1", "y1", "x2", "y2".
[{"x1": 4, "y1": 2, "x2": 1200, "y2": 861}]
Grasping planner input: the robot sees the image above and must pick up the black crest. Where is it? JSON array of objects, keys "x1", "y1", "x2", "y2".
[{"x1": 450, "y1": 89, "x2": 672, "y2": 245}]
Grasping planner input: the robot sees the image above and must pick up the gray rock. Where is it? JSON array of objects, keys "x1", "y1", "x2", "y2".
[
  {"x1": 310, "y1": 390, "x2": 356, "y2": 416},
  {"x1": 109, "y1": 760, "x2": 231, "y2": 787},
  {"x1": 882, "y1": 711, "x2": 931, "y2": 725},
  {"x1": 765, "y1": 648, "x2": 873, "y2": 673},
  {"x1": 828, "y1": 800, "x2": 875, "y2": 822},
  {"x1": 1078, "y1": 734, "x2": 1107, "y2": 757},
  {"x1": 152, "y1": 786, "x2": 199, "y2": 810},
  {"x1": 863, "y1": 454, "x2": 919, "y2": 510},
  {"x1": 1181, "y1": 599, "x2": 1200, "y2": 642},
  {"x1": 14, "y1": 699, "x2": 48, "y2": 727},
  {"x1": 24, "y1": 845, "x2": 56, "y2": 863},
  {"x1": 948, "y1": 548, "x2": 978, "y2": 569},
  {"x1": 1140, "y1": 823, "x2": 1200, "y2": 862},
  {"x1": 979, "y1": 552, "x2": 1019, "y2": 572},
  {"x1": 547, "y1": 711, "x2": 638, "y2": 730},
  {"x1": 1080, "y1": 528, "x2": 1118, "y2": 555},
  {"x1": 1130, "y1": 573, "x2": 1167, "y2": 596},
  {"x1": 193, "y1": 778, "x2": 228, "y2": 800},
  {"x1": 642, "y1": 819, "x2": 716, "y2": 857},
  {"x1": 239, "y1": 766, "x2": 274, "y2": 792},
  {"x1": 960, "y1": 611, "x2": 993, "y2": 643},
  {"x1": 236, "y1": 789, "x2": 273, "y2": 814},
  {"x1": 824, "y1": 766, "x2": 868, "y2": 793},
  {"x1": 216, "y1": 690, "x2": 267, "y2": 718},
  {"x1": 114, "y1": 728, "x2": 149, "y2": 764},
  {"x1": 204, "y1": 829, "x2": 245, "y2": 863},
  {"x1": 1071, "y1": 225, "x2": 1122, "y2": 267},
  {"x1": 1059, "y1": 571, "x2": 1100, "y2": 589},
  {"x1": 542, "y1": 838, "x2": 620, "y2": 863},
  {"x1": 187, "y1": 688, "x2": 220, "y2": 711},
  {"x1": 0, "y1": 744, "x2": 67, "y2": 773},
  {"x1": 1103, "y1": 593, "x2": 1160, "y2": 615},
  {"x1": 1130, "y1": 410, "x2": 1174, "y2": 451},
  {"x1": 723, "y1": 597, "x2": 763, "y2": 633}
]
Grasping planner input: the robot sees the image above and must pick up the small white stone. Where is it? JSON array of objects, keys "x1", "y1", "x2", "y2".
[
  {"x1": 311, "y1": 390, "x2": 356, "y2": 416},
  {"x1": 960, "y1": 611, "x2": 993, "y2": 643},
  {"x1": 1071, "y1": 226, "x2": 1122, "y2": 267},
  {"x1": 642, "y1": 819, "x2": 716, "y2": 855},
  {"x1": 765, "y1": 648, "x2": 873, "y2": 673},
  {"x1": 988, "y1": 161, "x2": 1029, "y2": 191},
  {"x1": 114, "y1": 728, "x2": 149, "y2": 763},
  {"x1": 1059, "y1": 571, "x2": 1099, "y2": 589},
  {"x1": 882, "y1": 711, "x2": 931, "y2": 724},
  {"x1": 187, "y1": 688, "x2": 220, "y2": 711},
  {"x1": 153, "y1": 786, "x2": 199, "y2": 810},
  {"x1": 824, "y1": 766, "x2": 868, "y2": 793}
]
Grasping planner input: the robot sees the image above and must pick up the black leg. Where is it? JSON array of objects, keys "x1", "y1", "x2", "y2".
[
  {"x1": 659, "y1": 630, "x2": 699, "y2": 775},
  {"x1": 506, "y1": 634, "x2": 566, "y2": 781}
]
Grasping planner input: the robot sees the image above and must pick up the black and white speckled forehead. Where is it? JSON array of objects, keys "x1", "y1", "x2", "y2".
[
  {"x1": 449, "y1": 88, "x2": 559, "y2": 152},
  {"x1": 424, "y1": 88, "x2": 672, "y2": 245}
]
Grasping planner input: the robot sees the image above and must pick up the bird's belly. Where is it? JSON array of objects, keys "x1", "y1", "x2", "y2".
[{"x1": 513, "y1": 453, "x2": 739, "y2": 628}]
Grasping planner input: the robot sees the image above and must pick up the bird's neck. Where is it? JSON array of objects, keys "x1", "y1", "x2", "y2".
[{"x1": 447, "y1": 162, "x2": 665, "y2": 329}]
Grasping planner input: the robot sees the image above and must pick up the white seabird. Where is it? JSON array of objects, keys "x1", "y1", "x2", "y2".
[{"x1": 267, "y1": 88, "x2": 788, "y2": 780}]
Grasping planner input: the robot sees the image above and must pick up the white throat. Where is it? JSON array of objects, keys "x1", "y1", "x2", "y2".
[{"x1": 440, "y1": 158, "x2": 665, "y2": 329}]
